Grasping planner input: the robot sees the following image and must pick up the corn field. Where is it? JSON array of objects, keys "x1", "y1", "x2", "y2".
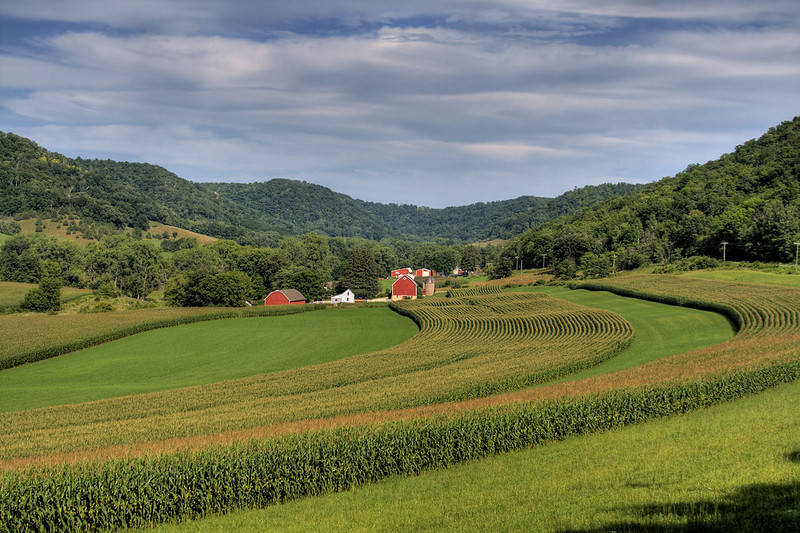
[{"x1": 1, "y1": 274, "x2": 799, "y2": 531}]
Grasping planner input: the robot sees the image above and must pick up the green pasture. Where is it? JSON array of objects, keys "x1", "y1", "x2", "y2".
[
  {"x1": 0, "y1": 307, "x2": 418, "y2": 412},
  {"x1": 0, "y1": 281, "x2": 91, "y2": 308},
  {"x1": 511, "y1": 285, "x2": 736, "y2": 379},
  {"x1": 682, "y1": 268, "x2": 800, "y2": 288},
  {"x1": 152, "y1": 373, "x2": 800, "y2": 532}
]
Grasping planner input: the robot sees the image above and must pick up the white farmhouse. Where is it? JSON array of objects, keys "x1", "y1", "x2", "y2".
[{"x1": 331, "y1": 289, "x2": 355, "y2": 304}]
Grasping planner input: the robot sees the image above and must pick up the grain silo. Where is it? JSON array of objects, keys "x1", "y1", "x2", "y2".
[{"x1": 423, "y1": 277, "x2": 435, "y2": 296}]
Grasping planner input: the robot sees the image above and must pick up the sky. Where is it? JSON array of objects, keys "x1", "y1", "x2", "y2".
[{"x1": 1, "y1": 1, "x2": 798, "y2": 208}]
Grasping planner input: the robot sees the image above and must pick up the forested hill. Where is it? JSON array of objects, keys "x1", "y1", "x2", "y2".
[
  {"x1": 502, "y1": 116, "x2": 800, "y2": 275},
  {"x1": 0, "y1": 131, "x2": 640, "y2": 243},
  {"x1": 208, "y1": 179, "x2": 643, "y2": 241}
]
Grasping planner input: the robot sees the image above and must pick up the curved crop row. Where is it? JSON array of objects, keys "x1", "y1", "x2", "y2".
[
  {"x1": 0, "y1": 292, "x2": 633, "y2": 463},
  {"x1": 2, "y1": 275, "x2": 800, "y2": 531},
  {"x1": 574, "y1": 275, "x2": 800, "y2": 338}
]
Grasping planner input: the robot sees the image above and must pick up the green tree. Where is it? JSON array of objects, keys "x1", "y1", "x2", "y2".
[
  {"x1": 460, "y1": 245, "x2": 479, "y2": 273},
  {"x1": 116, "y1": 241, "x2": 165, "y2": 300},
  {"x1": 340, "y1": 247, "x2": 380, "y2": 299},
  {"x1": 20, "y1": 260, "x2": 61, "y2": 312},
  {"x1": 196, "y1": 271, "x2": 252, "y2": 307},
  {"x1": 274, "y1": 267, "x2": 328, "y2": 302}
]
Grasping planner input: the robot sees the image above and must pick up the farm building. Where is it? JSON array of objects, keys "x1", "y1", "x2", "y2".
[
  {"x1": 391, "y1": 267, "x2": 414, "y2": 278},
  {"x1": 391, "y1": 274, "x2": 418, "y2": 301},
  {"x1": 264, "y1": 289, "x2": 306, "y2": 306},
  {"x1": 331, "y1": 289, "x2": 355, "y2": 304},
  {"x1": 415, "y1": 268, "x2": 435, "y2": 277}
]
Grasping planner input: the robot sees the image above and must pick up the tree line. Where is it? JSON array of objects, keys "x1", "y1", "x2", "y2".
[{"x1": 0, "y1": 230, "x2": 499, "y2": 310}]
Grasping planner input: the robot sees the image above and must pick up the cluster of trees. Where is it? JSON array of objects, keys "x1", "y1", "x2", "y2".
[
  {"x1": 491, "y1": 117, "x2": 800, "y2": 279},
  {"x1": 0, "y1": 230, "x2": 498, "y2": 308}
]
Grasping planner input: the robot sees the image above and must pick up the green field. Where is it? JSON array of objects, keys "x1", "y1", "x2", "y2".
[
  {"x1": 682, "y1": 268, "x2": 800, "y2": 288},
  {"x1": 0, "y1": 281, "x2": 91, "y2": 307},
  {"x1": 522, "y1": 285, "x2": 737, "y2": 378},
  {"x1": 0, "y1": 307, "x2": 418, "y2": 412},
  {"x1": 155, "y1": 375, "x2": 800, "y2": 532},
  {"x1": 2, "y1": 274, "x2": 799, "y2": 531}
]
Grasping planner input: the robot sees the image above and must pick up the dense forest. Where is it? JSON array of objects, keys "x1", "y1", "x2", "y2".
[
  {"x1": 495, "y1": 116, "x2": 800, "y2": 279},
  {"x1": 0, "y1": 131, "x2": 638, "y2": 244}
]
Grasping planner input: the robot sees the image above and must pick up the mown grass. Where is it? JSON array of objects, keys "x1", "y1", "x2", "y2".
[
  {"x1": 0, "y1": 308, "x2": 419, "y2": 412},
  {"x1": 682, "y1": 268, "x2": 800, "y2": 288},
  {"x1": 513, "y1": 285, "x2": 736, "y2": 379},
  {"x1": 151, "y1": 377, "x2": 800, "y2": 533}
]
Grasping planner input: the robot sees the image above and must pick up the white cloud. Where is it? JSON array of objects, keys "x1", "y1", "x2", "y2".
[{"x1": 1, "y1": 1, "x2": 798, "y2": 206}]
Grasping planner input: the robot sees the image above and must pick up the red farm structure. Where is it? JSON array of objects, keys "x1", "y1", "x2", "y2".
[
  {"x1": 391, "y1": 267, "x2": 413, "y2": 278},
  {"x1": 264, "y1": 289, "x2": 306, "y2": 306},
  {"x1": 391, "y1": 274, "x2": 418, "y2": 301}
]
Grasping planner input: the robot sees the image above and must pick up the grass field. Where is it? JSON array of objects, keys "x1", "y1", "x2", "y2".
[
  {"x1": 0, "y1": 281, "x2": 91, "y2": 308},
  {"x1": 0, "y1": 307, "x2": 419, "y2": 412},
  {"x1": 154, "y1": 375, "x2": 800, "y2": 532}
]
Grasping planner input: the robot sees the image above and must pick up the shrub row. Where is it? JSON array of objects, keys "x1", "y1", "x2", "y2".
[
  {"x1": 0, "y1": 305, "x2": 325, "y2": 371},
  {"x1": 3, "y1": 359, "x2": 799, "y2": 532}
]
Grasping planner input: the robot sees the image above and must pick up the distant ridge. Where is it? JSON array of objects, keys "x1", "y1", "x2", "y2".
[{"x1": 0, "y1": 131, "x2": 641, "y2": 243}]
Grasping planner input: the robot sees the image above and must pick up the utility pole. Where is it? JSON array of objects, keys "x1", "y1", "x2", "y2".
[
  {"x1": 612, "y1": 254, "x2": 617, "y2": 275},
  {"x1": 722, "y1": 242, "x2": 728, "y2": 264},
  {"x1": 515, "y1": 255, "x2": 519, "y2": 276},
  {"x1": 795, "y1": 241, "x2": 800, "y2": 274},
  {"x1": 541, "y1": 253, "x2": 546, "y2": 269}
]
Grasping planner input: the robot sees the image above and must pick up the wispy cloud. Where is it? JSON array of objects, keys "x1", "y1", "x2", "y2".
[{"x1": 1, "y1": 1, "x2": 798, "y2": 206}]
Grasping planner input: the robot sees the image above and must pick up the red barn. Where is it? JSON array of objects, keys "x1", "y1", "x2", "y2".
[
  {"x1": 264, "y1": 289, "x2": 306, "y2": 306},
  {"x1": 391, "y1": 267, "x2": 413, "y2": 278},
  {"x1": 415, "y1": 268, "x2": 434, "y2": 277},
  {"x1": 391, "y1": 274, "x2": 418, "y2": 301}
]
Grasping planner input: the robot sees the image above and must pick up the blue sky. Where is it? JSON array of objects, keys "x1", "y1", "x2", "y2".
[{"x1": 1, "y1": 1, "x2": 798, "y2": 207}]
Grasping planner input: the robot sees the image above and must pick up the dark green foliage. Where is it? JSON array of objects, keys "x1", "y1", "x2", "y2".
[
  {"x1": 1, "y1": 131, "x2": 639, "y2": 243},
  {"x1": 274, "y1": 267, "x2": 328, "y2": 302},
  {"x1": 486, "y1": 257, "x2": 513, "y2": 280},
  {"x1": 340, "y1": 247, "x2": 381, "y2": 299},
  {"x1": 2, "y1": 360, "x2": 798, "y2": 532},
  {"x1": 25, "y1": 263, "x2": 61, "y2": 311},
  {"x1": 508, "y1": 116, "x2": 800, "y2": 274}
]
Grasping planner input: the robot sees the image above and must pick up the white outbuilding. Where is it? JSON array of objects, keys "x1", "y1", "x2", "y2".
[{"x1": 331, "y1": 289, "x2": 355, "y2": 304}]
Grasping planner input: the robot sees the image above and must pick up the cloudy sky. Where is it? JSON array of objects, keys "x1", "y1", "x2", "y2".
[{"x1": 1, "y1": 1, "x2": 798, "y2": 207}]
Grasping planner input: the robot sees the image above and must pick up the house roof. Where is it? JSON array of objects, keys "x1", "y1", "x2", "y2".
[{"x1": 269, "y1": 289, "x2": 306, "y2": 302}]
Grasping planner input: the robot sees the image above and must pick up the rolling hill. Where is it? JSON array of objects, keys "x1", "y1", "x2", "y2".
[{"x1": 0, "y1": 131, "x2": 640, "y2": 243}]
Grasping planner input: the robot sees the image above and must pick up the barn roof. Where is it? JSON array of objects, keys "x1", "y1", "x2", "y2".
[
  {"x1": 272, "y1": 289, "x2": 306, "y2": 302},
  {"x1": 392, "y1": 274, "x2": 416, "y2": 287}
]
